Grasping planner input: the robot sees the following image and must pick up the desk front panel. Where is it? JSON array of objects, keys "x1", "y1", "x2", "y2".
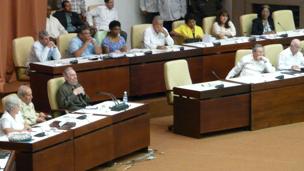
[{"x1": 251, "y1": 82, "x2": 304, "y2": 130}]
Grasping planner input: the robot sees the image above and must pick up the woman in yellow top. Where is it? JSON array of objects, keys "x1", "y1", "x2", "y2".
[{"x1": 171, "y1": 13, "x2": 204, "y2": 43}]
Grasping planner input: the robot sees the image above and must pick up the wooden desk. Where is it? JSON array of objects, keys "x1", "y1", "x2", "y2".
[
  {"x1": 30, "y1": 35, "x2": 304, "y2": 111},
  {"x1": 0, "y1": 102, "x2": 149, "y2": 171},
  {"x1": 173, "y1": 81, "x2": 250, "y2": 138},
  {"x1": 229, "y1": 73, "x2": 304, "y2": 130}
]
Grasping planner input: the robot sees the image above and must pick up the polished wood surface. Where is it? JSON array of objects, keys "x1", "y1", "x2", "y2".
[
  {"x1": 251, "y1": 77, "x2": 304, "y2": 130},
  {"x1": 173, "y1": 84, "x2": 250, "y2": 138},
  {"x1": 0, "y1": 104, "x2": 150, "y2": 171}
]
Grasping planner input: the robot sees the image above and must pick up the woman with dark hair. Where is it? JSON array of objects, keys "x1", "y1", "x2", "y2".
[
  {"x1": 212, "y1": 9, "x2": 236, "y2": 39},
  {"x1": 102, "y1": 20, "x2": 127, "y2": 53},
  {"x1": 171, "y1": 13, "x2": 204, "y2": 43},
  {"x1": 251, "y1": 5, "x2": 275, "y2": 35}
]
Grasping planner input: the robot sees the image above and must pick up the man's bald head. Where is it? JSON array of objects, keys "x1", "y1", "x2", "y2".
[
  {"x1": 290, "y1": 39, "x2": 301, "y2": 55},
  {"x1": 152, "y1": 16, "x2": 164, "y2": 33}
]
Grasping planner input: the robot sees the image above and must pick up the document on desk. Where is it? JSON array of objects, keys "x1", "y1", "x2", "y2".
[
  {"x1": 0, "y1": 152, "x2": 10, "y2": 170},
  {"x1": 228, "y1": 72, "x2": 298, "y2": 84},
  {"x1": 177, "y1": 80, "x2": 241, "y2": 91},
  {"x1": 76, "y1": 101, "x2": 144, "y2": 116}
]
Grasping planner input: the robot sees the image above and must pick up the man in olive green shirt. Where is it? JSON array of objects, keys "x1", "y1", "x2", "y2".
[
  {"x1": 56, "y1": 67, "x2": 90, "y2": 111},
  {"x1": 17, "y1": 85, "x2": 47, "y2": 125}
]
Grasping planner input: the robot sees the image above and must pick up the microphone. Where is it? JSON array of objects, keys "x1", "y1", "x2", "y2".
[
  {"x1": 96, "y1": 91, "x2": 129, "y2": 111},
  {"x1": 211, "y1": 70, "x2": 224, "y2": 88},
  {"x1": 211, "y1": 70, "x2": 221, "y2": 80},
  {"x1": 277, "y1": 22, "x2": 288, "y2": 38}
]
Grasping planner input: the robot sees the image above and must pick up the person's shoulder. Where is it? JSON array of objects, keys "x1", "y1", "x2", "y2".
[
  {"x1": 1, "y1": 112, "x2": 12, "y2": 120},
  {"x1": 33, "y1": 41, "x2": 43, "y2": 48},
  {"x1": 194, "y1": 25, "x2": 203, "y2": 31},
  {"x1": 252, "y1": 18, "x2": 261, "y2": 23}
]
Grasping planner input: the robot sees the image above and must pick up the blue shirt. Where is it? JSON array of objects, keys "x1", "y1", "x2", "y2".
[
  {"x1": 69, "y1": 36, "x2": 96, "y2": 57},
  {"x1": 102, "y1": 36, "x2": 126, "y2": 53}
]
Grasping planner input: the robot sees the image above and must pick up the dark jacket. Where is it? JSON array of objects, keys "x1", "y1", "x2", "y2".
[
  {"x1": 53, "y1": 11, "x2": 84, "y2": 33},
  {"x1": 251, "y1": 18, "x2": 275, "y2": 35},
  {"x1": 57, "y1": 82, "x2": 90, "y2": 111}
]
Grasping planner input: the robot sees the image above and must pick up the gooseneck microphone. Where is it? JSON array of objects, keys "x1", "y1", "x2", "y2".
[
  {"x1": 96, "y1": 91, "x2": 129, "y2": 111},
  {"x1": 211, "y1": 70, "x2": 224, "y2": 88},
  {"x1": 277, "y1": 22, "x2": 288, "y2": 38}
]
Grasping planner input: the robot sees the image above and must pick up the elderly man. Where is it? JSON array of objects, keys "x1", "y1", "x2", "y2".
[
  {"x1": 27, "y1": 31, "x2": 61, "y2": 66},
  {"x1": 68, "y1": 26, "x2": 102, "y2": 57},
  {"x1": 57, "y1": 67, "x2": 90, "y2": 111},
  {"x1": 226, "y1": 44, "x2": 276, "y2": 79},
  {"x1": 0, "y1": 95, "x2": 31, "y2": 136},
  {"x1": 53, "y1": 0, "x2": 84, "y2": 33},
  {"x1": 143, "y1": 16, "x2": 174, "y2": 49},
  {"x1": 17, "y1": 85, "x2": 47, "y2": 126},
  {"x1": 278, "y1": 39, "x2": 304, "y2": 70}
]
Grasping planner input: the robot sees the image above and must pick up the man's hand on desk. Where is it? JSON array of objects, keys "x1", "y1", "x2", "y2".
[
  {"x1": 291, "y1": 65, "x2": 301, "y2": 71},
  {"x1": 157, "y1": 45, "x2": 167, "y2": 50}
]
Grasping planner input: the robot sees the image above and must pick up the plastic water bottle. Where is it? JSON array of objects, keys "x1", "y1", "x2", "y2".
[{"x1": 123, "y1": 91, "x2": 128, "y2": 104}]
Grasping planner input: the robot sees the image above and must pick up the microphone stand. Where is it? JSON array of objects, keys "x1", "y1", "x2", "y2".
[
  {"x1": 277, "y1": 22, "x2": 288, "y2": 38},
  {"x1": 96, "y1": 91, "x2": 129, "y2": 111}
]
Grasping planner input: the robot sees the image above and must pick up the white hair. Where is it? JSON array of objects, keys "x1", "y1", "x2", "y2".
[{"x1": 4, "y1": 95, "x2": 21, "y2": 113}]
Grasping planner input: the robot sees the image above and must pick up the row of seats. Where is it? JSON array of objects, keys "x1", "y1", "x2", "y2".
[{"x1": 11, "y1": 10, "x2": 296, "y2": 82}]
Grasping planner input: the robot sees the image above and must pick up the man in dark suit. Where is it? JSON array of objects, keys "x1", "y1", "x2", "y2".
[{"x1": 53, "y1": 0, "x2": 84, "y2": 33}]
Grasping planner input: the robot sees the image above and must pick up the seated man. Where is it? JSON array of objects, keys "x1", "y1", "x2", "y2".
[
  {"x1": 171, "y1": 13, "x2": 204, "y2": 43},
  {"x1": 27, "y1": 31, "x2": 61, "y2": 66},
  {"x1": 226, "y1": 44, "x2": 275, "y2": 79},
  {"x1": 53, "y1": 0, "x2": 84, "y2": 33},
  {"x1": 57, "y1": 67, "x2": 90, "y2": 111},
  {"x1": 68, "y1": 26, "x2": 102, "y2": 57},
  {"x1": 46, "y1": 5, "x2": 68, "y2": 41},
  {"x1": 143, "y1": 16, "x2": 174, "y2": 49},
  {"x1": 17, "y1": 85, "x2": 47, "y2": 126},
  {"x1": 278, "y1": 39, "x2": 304, "y2": 70}
]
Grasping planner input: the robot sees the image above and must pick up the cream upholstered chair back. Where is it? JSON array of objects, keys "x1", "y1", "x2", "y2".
[
  {"x1": 57, "y1": 33, "x2": 77, "y2": 58},
  {"x1": 1, "y1": 94, "x2": 18, "y2": 109},
  {"x1": 172, "y1": 20, "x2": 185, "y2": 45},
  {"x1": 240, "y1": 13, "x2": 258, "y2": 36},
  {"x1": 164, "y1": 60, "x2": 192, "y2": 105},
  {"x1": 12, "y1": 36, "x2": 34, "y2": 81},
  {"x1": 131, "y1": 24, "x2": 151, "y2": 49},
  {"x1": 203, "y1": 16, "x2": 216, "y2": 35},
  {"x1": 172, "y1": 20, "x2": 185, "y2": 30},
  {"x1": 47, "y1": 77, "x2": 65, "y2": 110},
  {"x1": 235, "y1": 49, "x2": 252, "y2": 65},
  {"x1": 263, "y1": 44, "x2": 283, "y2": 68},
  {"x1": 272, "y1": 10, "x2": 296, "y2": 32}
]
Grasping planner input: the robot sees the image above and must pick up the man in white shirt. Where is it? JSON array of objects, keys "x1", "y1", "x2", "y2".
[
  {"x1": 226, "y1": 44, "x2": 275, "y2": 79},
  {"x1": 278, "y1": 39, "x2": 304, "y2": 70},
  {"x1": 140, "y1": 0, "x2": 159, "y2": 23},
  {"x1": 46, "y1": 5, "x2": 68, "y2": 41},
  {"x1": 86, "y1": 0, "x2": 118, "y2": 32},
  {"x1": 143, "y1": 16, "x2": 174, "y2": 49},
  {"x1": 158, "y1": 0, "x2": 187, "y2": 32},
  {"x1": 27, "y1": 31, "x2": 61, "y2": 66}
]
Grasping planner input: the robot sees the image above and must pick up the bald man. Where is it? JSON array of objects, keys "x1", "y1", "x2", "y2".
[
  {"x1": 143, "y1": 15, "x2": 174, "y2": 49},
  {"x1": 17, "y1": 85, "x2": 47, "y2": 125},
  {"x1": 278, "y1": 39, "x2": 304, "y2": 70}
]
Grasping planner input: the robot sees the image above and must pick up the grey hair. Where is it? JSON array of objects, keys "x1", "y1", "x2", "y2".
[
  {"x1": 252, "y1": 44, "x2": 263, "y2": 52},
  {"x1": 4, "y1": 95, "x2": 21, "y2": 113},
  {"x1": 63, "y1": 67, "x2": 75, "y2": 76},
  {"x1": 17, "y1": 85, "x2": 31, "y2": 98},
  {"x1": 152, "y1": 16, "x2": 164, "y2": 25},
  {"x1": 38, "y1": 30, "x2": 49, "y2": 39}
]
